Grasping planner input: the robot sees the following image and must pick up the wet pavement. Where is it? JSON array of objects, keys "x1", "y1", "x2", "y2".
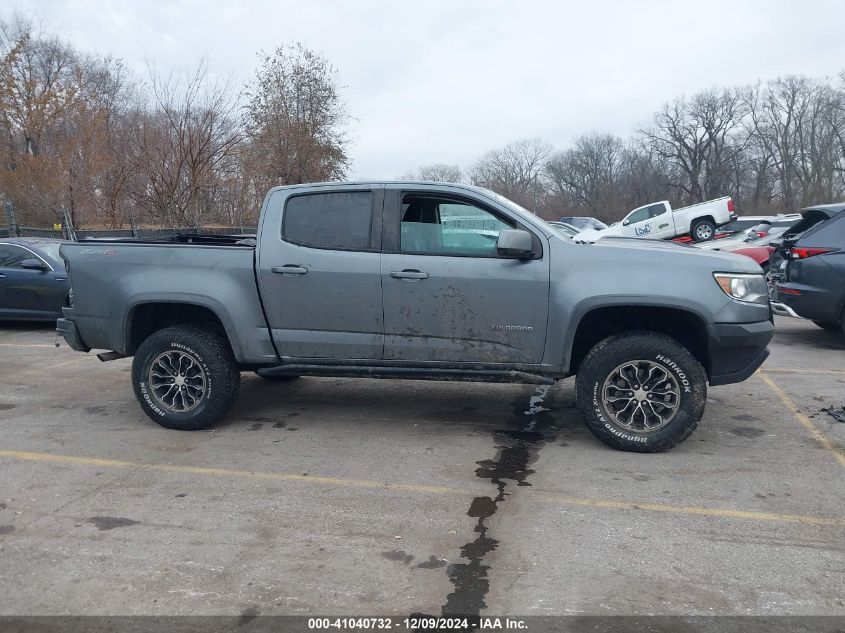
[{"x1": 0, "y1": 317, "x2": 843, "y2": 616}]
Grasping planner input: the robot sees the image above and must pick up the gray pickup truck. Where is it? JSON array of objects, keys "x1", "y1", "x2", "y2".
[{"x1": 58, "y1": 182, "x2": 773, "y2": 452}]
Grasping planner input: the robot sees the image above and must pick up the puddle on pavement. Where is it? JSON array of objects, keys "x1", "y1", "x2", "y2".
[{"x1": 440, "y1": 385, "x2": 558, "y2": 620}]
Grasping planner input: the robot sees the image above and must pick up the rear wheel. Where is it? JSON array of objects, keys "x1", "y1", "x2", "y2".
[
  {"x1": 691, "y1": 219, "x2": 716, "y2": 242},
  {"x1": 132, "y1": 326, "x2": 240, "y2": 430},
  {"x1": 575, "y1": 331, "x2": 707, "y2": 452}
]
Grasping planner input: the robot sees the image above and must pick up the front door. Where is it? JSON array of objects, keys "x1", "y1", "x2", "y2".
[
  {"x1": 621, "y1": 202, "x2": 670, "y2": 238},
  {"x1": 256, "y1": 187, "x2": 385, "y2": 360},
  {"x1": 0, "y1": 243, "x2": 62, "y2": 319},
  {"x1": 380, "y1": 189, "x2": 550, "y2": 364}
]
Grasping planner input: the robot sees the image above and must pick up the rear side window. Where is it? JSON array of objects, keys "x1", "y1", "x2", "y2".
[
  {"x1": 800, "y1": 213, "x2": 845, "y2": 245},
  {"x1": 283, "y1": 191, "x2": 373, "y2": 250}
]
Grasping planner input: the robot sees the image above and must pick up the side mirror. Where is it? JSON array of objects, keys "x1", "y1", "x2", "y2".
[
  {"x1": 622, "y1": 219, "x2": 630, "y2": 226},
  {"x1": 20, "y1": 258, "x2": 49, "y2": 272},
  {"x1": 496, "y1": 229, "x2": 534, "y2": 259}
]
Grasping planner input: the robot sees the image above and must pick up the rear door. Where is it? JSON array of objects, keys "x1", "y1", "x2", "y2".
[
  {"x1": 649, "y1": 203, "x2": 675, "y2": 238},
  {"x1": 255, "y1": 186, "x2": 385, "y2": 360},
  {"x1": 380, "y1": 187, "x2": 550, "y2": 364}
]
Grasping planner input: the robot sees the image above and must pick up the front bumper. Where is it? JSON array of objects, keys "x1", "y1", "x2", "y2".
[
  {"x1": 56, "y1": 318, "x2": 91, "y2": 353},
  {"x1": 770, "y1": 301, "x2": 801, "y2": 318},
  {"x1": 708, "y1": 320, "x2": 773, "y2": 386}
]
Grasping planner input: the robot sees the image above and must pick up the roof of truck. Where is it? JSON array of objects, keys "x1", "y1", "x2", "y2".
[{"x1": 268, "y1": 180, "x2": 485, "y2": 190}]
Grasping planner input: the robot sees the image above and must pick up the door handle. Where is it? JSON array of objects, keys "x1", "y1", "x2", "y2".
[
  {"x1": 390, "y1": 269, "x2": 429, "y2": 280},
  {"x1": 271, "y1": 265, "x2": 308, "y2": 275}
]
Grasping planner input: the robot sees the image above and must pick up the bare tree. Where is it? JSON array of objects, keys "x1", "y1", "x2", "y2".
[
  {"x1": 243, "y1": 43, "x2": 349, "y2": 190},
  {"x1": 129, "y1": 62, "x2": 241, "y2": 227},
  {"x1": 545, "y1": 134, "x2": 626, "y2": 218},
  {"x1": 402, "y1": 163, "x2": 463, "y2": 183},
  {"x1": 469, "y1": 138, "x2": 552, "y2": 211},
  {"x1": 641, "y1": 88, "x2": 747, "y2": 203},
  {"x1": 0, "y1": 14, "x2": 79, "y2": 158}
]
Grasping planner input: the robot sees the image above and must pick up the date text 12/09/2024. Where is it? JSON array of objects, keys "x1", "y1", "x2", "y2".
[{"x1": 307, "y1": 617, "x2": 528, "y2": 630}]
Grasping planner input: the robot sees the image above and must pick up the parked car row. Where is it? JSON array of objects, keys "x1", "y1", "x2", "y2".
[
  {"x1": 684, "y1": 204, "x2": 844, "y2": 334},
  {"x1": 574, "y1": 197, "x2": 737, "y2": 243},
  {"x1": 768, "y1": 204, "x2": 845, "y2": 334},
  {"x1": 552, "y1": 201, "x2": 844, "y2": 335}
]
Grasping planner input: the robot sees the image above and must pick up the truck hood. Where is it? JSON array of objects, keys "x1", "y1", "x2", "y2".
[{"x1": 574, "y1": 236, "x2": 763, "y2": 274}]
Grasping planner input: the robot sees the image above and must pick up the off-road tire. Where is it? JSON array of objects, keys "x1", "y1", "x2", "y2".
[
  {"x1": 254, "y1": 370, "x2": 300, "y2": 382},
  {"x1": 132, "y1": 326, "x2": 240, "y2": 430},
  {"x1": 575, "y1": 331, "x2": 707, "y2": 452},
  {"x1": 691, "y1": 219, "x2": 716, "y2": 242}
]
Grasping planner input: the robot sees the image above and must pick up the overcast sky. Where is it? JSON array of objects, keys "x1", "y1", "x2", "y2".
[{"x1": 11, "y1": 0, "x2": 845, "y2": 178}]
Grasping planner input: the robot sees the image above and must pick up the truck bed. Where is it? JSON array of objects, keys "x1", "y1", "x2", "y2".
[
  {"x1": 59, "y1": 240, "x2": 276, "y2": 364},
  {"x1": 78, "y1": 233, "x2": 257, "y2": 247}
]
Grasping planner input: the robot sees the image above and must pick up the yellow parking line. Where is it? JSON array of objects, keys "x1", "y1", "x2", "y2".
[
  {"x1": 0, "y1": 449, "x2": 466, "y2": 497},
  {"x1": 757, "y1": 370, "x2": 845, "y2": 469},
  {"x1": 534, "y1": 495, "x2": 844, "y2": 526},
  {"x1": 1, "y1": 448, "x2": 842, "y2": 527},
  {"x1": 41, "y1": 357, "x2": 91, "y2": 370},
  {"x1": 762, "y1": 368, "x2": 845, "y2": 375}
]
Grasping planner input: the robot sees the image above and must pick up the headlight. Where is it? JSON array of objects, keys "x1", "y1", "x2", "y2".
[{"x1": 713, "y1": 273, "x2": 769, "y2": 305}]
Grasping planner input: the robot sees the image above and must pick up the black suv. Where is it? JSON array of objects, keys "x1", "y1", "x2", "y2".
[{"x1": 771, "y1": 203, "x2": 845, "y2": 334}]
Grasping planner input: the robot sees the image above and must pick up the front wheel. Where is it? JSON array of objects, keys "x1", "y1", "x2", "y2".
[
  {"x1": 575, "y1": 331, "x2": 707, "y2": 452},
  {"x1": 132, "y1": 326, "x2": 240, "y2": 430},
  {"x1": 691, "y1": 219, "x2": 716, "y2": 242}
]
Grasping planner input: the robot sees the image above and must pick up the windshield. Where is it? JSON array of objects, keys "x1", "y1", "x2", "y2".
[{"x1": 484, "y1": 190, "x2": 535, "y2": 217}]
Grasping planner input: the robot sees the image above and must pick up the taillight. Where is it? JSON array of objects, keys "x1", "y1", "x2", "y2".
[
  {"x1": 727, "y1": 198, "x2": 735, "y2": 213},
  {"x1": 754, "y1": 231, "x2": 767, "y2": 238},
  {"x1": 791, "y1": 247, "x2": 835, "y2": 259}
]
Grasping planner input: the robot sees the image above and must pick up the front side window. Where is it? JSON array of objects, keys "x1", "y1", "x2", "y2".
[
  {"x1": 0, "y1": 245, "x2": 29, "y2": 268},
  {"x1": 283, "y1": 191, "x2": 373, "y2": 250},
  {"x1": 400, "y1": 195, "x2": 514, "y2": 256},
  {"x1": 626, "y1": 207, "x2": 650, "y2": 224}
]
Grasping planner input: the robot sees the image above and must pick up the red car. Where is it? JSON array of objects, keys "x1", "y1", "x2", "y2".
[{"x1": 729, "y1": 245, "x2": 774, "y2": 269}]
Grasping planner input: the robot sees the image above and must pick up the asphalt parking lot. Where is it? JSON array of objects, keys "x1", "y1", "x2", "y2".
[{"x1": 0, "y1": 317, "x2": 843, "y2": 617}]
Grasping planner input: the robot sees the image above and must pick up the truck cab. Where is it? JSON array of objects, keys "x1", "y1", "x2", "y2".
[{"x1": 617, "y1": 201, "x2": 675, "y2": 239}]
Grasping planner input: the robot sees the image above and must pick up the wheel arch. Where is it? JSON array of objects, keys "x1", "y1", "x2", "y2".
[
  {"x1": 692, "y1": 214, "x2": 716, "y2": 226},
  {"x1": 564, "y1": 303, "x2": 712, "y2": 378},
  {"x1": 124, "y1": 299, "x2": 240, "y2": 359}
]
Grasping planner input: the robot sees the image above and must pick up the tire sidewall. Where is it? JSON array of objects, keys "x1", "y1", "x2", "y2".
[
  {"x1": 577, "y1": 336, "x2": 706, "y2": 451},
  {"x1": 692, "y1": 221, "x2": 715, "y2": 242},
  {"x1": 132, "y1": 328, "x2": 236, "y2": 430}
]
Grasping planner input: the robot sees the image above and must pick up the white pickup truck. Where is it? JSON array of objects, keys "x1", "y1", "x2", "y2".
[{"x1": 576, "y1": 197, "x2": 737, "y2": 243}]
